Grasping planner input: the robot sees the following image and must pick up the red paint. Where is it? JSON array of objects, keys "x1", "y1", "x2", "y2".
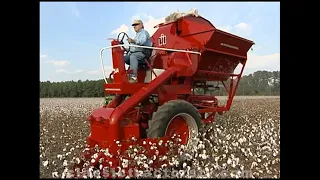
[{"x1": 165, "y1": 116, "x2": 189, "y2": 144}]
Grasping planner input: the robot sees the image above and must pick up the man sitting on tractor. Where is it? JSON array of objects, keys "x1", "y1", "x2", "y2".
[{"x1": 124, "y1": 19, "x2": 153, "y2": 83}]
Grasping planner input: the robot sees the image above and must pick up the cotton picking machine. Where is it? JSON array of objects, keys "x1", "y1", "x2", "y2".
[{"x1": 73, "y1": 13, "x2": 254, "y2": 178}]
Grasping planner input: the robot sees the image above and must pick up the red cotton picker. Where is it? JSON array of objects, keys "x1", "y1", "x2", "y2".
[{"x1": 72, "y1": 11, "x2": 254, "y2": 178}]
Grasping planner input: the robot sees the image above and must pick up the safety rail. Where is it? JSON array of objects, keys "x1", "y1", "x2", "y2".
[{"x1": 100, "y1": 44, "x2": 202, "y2": 84}]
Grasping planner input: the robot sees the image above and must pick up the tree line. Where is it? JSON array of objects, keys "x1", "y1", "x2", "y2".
[{"x1": 40, "y1": 70, "x2": 280, "y2": 98}]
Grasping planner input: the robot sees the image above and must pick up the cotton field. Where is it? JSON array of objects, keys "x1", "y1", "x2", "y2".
[{"x1": 40, "y1": 96, "x2": 280, "y2": 178}]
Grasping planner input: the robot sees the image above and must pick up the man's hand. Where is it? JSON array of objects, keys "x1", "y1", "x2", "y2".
[{"x1": 127, "y1": 38, "x2": 135, "y2": 43}]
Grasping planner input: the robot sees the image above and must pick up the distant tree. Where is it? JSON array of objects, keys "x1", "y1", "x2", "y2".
[{"x1": 40, "y1": 70, "x2": 280, "y2": 98}]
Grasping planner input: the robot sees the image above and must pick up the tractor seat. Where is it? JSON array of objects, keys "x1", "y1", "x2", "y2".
[
  {"x1": 126, "y1": 58, "x2": 151, "y2": 75},
  {"x1": 138, "y1": 45, "x2": 154, "y2": 70}
]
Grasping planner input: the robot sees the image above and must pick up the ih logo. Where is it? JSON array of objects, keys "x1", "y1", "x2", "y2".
[{"x1": 158, "y1": 34, "x2": 167, "y2": 46}]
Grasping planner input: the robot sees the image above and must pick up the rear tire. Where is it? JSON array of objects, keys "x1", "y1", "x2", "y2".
[{"x1": 147, "y1": 99, "x2": 203, "y2": 148}]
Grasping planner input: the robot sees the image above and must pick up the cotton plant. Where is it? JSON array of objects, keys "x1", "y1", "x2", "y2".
[{"x1": 40, "y1": 97, "x2": 280, "y2": 178}]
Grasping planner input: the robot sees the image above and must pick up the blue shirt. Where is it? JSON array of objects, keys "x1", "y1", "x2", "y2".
[{"x1": 130, "y1": 29, "x2": 153, "y2": 53}]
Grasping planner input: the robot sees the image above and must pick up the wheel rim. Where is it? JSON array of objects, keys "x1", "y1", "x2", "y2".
[{"x1": 165, "y1": 113, "x2": 198, "y2": 146}]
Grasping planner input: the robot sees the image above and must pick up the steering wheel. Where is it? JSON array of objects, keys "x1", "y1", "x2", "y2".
[{"x1": 117, "y1": 32, "x2": 131, "y2": 53}]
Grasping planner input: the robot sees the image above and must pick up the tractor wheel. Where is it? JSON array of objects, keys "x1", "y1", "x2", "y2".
[{"x1": 147, "y1": 99, "x2": 203, "y2": 148}]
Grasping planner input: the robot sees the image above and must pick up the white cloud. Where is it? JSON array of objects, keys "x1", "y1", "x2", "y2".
[
  {"x1": 65, "y1": 2, "x2": 80, "y2": 17},
  {"x1": 234, "y1": 22, "x2": 252, "y2": 37},
  {"x1": 234, "y1": 53, "x2": 280, "y2": 75},
  {"x1": 40, "y1": 53, "x2": 47, "y2": 59},
  {"x1": 56, "y1": 69, "x2": 83, "y2": 74},
  {"x1": 87, "y1": 66, "x2": 114, "y2": 75},
  {"x1": 46, "y1": 60, "x2": 70, "y2": 67},
  {"x1": 131, "y1": 14, "x2": 142, "y2": 22},
  {"x1": 253, "y1": 46, "x2": 261, "y2": 50},
  {"x1": 216, "y1": 22, "x2": 252, "y2": 38},
  {"x1": 111, "y1": 24, "x2": 129, "y2": 35},
  {"x1": 111, "y1": 14, "x2": 165, "y2": 42},
  {"x1": 143, "y1": 16, "x2": 166, "y2": 36},
  {"x1": 72, "y1": 8, "x2": 80, "y2": 17},
  {"x1": 216, "y1": 26, "x2": 232, "y2": 33},
  {"x1": 246, "y1": 53, "x2": 280, "y2": 70},
  {"x1": 235, "y1": 22, "x2": 249, "y2": 30},
  {"x1": 56, "y1": 69, "x2": 69, "y2": 73},
  {"x1": 129, "y1": 14, "x2": 165, "y2": 37},
  {"x1": 87, "y1": 70, "x2": 99, "y2": 75}
]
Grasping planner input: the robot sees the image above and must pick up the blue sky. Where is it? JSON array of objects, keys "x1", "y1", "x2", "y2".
[{"x1": 40, "y1": 2, "x2": 280, "y2": 82}]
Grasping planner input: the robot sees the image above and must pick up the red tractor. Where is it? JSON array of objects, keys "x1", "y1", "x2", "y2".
[{"x1": 73, "y1": 14, "x2": 254, "y2": 178}]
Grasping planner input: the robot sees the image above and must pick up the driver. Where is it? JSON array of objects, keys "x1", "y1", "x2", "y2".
[{"x1": 124, "y1": 19, "x2": 153, "y2": 83}]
